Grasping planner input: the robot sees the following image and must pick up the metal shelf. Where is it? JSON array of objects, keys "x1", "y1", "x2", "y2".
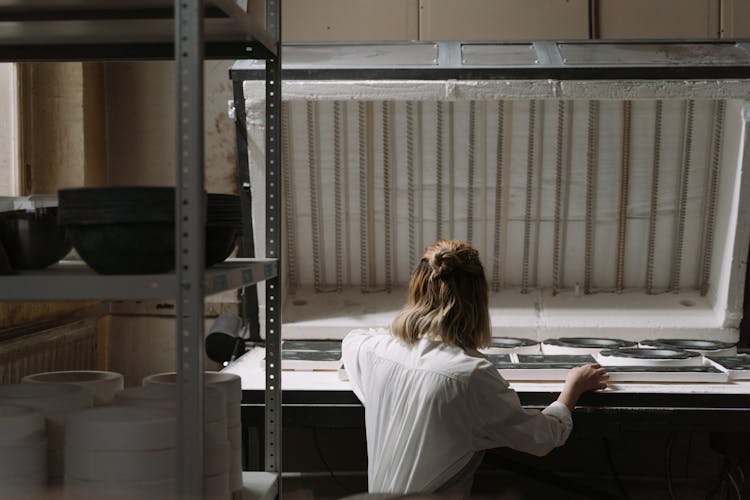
[
  {"x1": 0, "y1": 0, "x2": 278, "y2": 60},
  {"x1": 0, "y1": 0, "x2": 282, "y2": 496},
  {"x1": 0, "y1": 258, "x2": 277, "y2": 301}
]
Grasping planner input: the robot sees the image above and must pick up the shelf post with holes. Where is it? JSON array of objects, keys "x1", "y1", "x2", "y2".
[
  {"x1": 175, "y1": 0, "x2": 206, "y2": 496},
  {"x1": 264, "y1": 0, "x2": 283, "y2": 481}
]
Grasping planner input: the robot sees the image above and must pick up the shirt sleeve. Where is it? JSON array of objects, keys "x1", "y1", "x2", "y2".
[
  {"x1": 341, "y1": 328, "x2": 377, "y2": 405},
  {"x1": 469, "y1": 363, "x2": 572, "y2": 456}
]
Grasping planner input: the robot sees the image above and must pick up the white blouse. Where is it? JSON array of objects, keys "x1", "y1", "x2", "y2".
[{"x1": 342, "y1": 328, "x2": 572, "y2": 495}]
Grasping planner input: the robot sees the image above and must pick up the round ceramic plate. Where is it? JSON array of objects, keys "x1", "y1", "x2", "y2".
[
  {"x1": 23, "y1": 370, "x2": 124, "y2": 406},
  {"x1": 640, "y1": 339, "x2": 737, "y2": 356},
  {"x1": 545, "y1": 337, "x2": 636, "y2": 348},
  {"x1": 480, "y1": 337, "x2": 541, "y2": 355},
  {"x1": 112, "y1": 384, "x2": 226, "y2": 423},
  {"x1": 0, "y1": 383, "x2": 93, "y2": 414},
  {"x1": 0, "y1": 436, "x2": 46, "y2": 477},
  {"x1": 542, "y1": 338, "x2": 636, "y2": 356},
  {"x1": 598, "y1": 347, "x2": 703, "y2": 367},
  {"x1": 0, "y1": 405, "x2": 45, "y2": 447},
  {"x1": 66, "y1": 406, "x2": 177, "y2": 451},
  {"x1": 65, "y1": 446, "x2": 176, "y2": 482},
  {"x1": 204, "y1": 439, "x2": 230, "y2": 477},
  {"x1": 143, "y1": 370, "x2": 242, "y2": 403}
]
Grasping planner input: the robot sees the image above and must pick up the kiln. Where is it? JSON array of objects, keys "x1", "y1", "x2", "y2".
[
  {"x1": 227, "y1": 44, "x2": 750, "y2": 474},
  {"x1": 234, "y1": 41, "x2": 750, "y2": 384}
]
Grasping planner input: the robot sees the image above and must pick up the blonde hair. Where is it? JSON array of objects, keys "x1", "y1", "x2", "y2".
[{"x1": 392, "y1": 240, "x2": 491, "y2": 350}]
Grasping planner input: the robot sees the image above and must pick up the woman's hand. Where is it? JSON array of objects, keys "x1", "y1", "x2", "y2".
[{"x1": 557, "y1": 363, "x2": 609, "y2": 412}]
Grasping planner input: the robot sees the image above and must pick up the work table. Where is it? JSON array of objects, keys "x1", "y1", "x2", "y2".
[{"x1": 227, "y1": 347, "x2": 750, "y2": 434}]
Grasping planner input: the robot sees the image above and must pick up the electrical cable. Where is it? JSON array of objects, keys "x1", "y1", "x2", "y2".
[
  {"x1": 312, "y1": 426, "x2": 358, "y2": 495},
  {"x1": 666, "y1": 433, "x2": 676, "y2": 500},
  {"x1": 727, "y1": 470, "x2": 742, "y2": 500},
  {"x1": 684, "y1": 432, "x2": 693, "y2": 486},
  {"x1": 603, "y1": 437, "x2": 630, "y2": 500},
  {"x1": 706, "y1": 458, "x2": 730, "y2": 500},
  {"x1": 735, "y1": 464, "x2": 745, "y2": 485}
]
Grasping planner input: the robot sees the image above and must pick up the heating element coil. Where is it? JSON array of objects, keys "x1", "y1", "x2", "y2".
[{"x1": 278, "y1": 98, "x2": 727, "y2": 297}]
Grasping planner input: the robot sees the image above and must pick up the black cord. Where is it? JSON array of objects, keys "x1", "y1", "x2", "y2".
[
  {"x1": 312, "y1": 426, "x2": 358, "y2": 495},
  {"x1": 603, "y1": 437, "x2": 630, "y2": 500},
  {"x1": 685, "y1": 432, "x2": 693, "y2": 486},
  {"x1": 733, "y1": 463, "x2": 745, "y2": 487},
  {"x1": 666, "y1": 433, "x2": 676, "y2": 500},
  {"x1": 727, "y1": 469, "x2": 742, "y2": 500},
  {"x1": 706, "y1": 458, "x2": 730, "y2": 500}
]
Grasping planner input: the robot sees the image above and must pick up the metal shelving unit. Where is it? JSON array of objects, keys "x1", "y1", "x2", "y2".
[
  {"x1": 0, "y1": 259, "x2": 277, "y2": 301},
  {"x1": 0, "y1": 0, "x2": 282, "y2": 498}
]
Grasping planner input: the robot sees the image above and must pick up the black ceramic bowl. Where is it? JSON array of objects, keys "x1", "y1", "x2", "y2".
[
  {"x1": 64, "y1": 223, "x2": 238, "y2": 274},
  {"x1": 59, "y1": 187, "x2": 241, "y2": 274},
  {"x1": 0, "y1": 199, "x2": 72, "y2": 270}
]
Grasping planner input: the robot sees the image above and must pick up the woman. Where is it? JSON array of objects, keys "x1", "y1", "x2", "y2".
[{"x1": 342, "y1": 240, "x2": 608, "y2": 497}]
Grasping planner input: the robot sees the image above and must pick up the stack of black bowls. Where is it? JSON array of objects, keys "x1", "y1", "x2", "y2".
[
  {"x1": 58, "y1": 187, "x2": 242, "y2": 274},
  {"x1": 0, "y1": 195, "x2": 72, "y2": 272}
]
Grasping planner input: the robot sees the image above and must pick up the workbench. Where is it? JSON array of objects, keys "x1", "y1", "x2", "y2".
[{"x1": 228, "y1": 347, "x2": 750, "y2": 436}]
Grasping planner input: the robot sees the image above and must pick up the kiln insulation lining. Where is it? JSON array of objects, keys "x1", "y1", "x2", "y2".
[{"x1": 242, "y1": 80, "x2": 750, "y2": 341}]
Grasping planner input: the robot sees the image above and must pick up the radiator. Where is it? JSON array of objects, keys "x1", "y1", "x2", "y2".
[{"x1": 0, "y1": 318, "x2": 98, "y2": 384}]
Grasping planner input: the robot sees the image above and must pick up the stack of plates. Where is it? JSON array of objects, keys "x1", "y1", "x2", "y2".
[
  {"x1": 65, "y1": 406, "x2": 177, "y2": 499},
  {"x1": 113, "y1": 383, "x2": 230, "y2": 499},
  {"x1": 639, "y1": 339, "x2": 738, "y2": 357},
  {"x1": 480, "y1": 337, "x2": 540, "y2": 355},
  {"x1": 0, "y1": 405, "x2": 46, "y2": 496},
  {"x1": 206, "y1": 372, "x2": 242, "y2": 496},
  {"x1": 142, "y1": 371, "x2": 242, "y2": 497},
  {"x1": 542, "y1": 337, "x2": 636, "y2": 356},
  {"x1": 22, "y1": 370, "x2": 124, "y2": 406},
  {"x1": 0, "y1": 382, "x2": 93, "y2": 487}
]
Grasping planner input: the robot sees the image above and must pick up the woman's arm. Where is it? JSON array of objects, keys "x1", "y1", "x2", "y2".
[
  {"x1": 557, "y1": 363, "x2": 609, "y2": 412},
  {"x1": 470, "y1": 363, "x2": 608, "y2": 456},
  {"x1": 341, "y1": 328, "x2": 390, "y2": 405}
]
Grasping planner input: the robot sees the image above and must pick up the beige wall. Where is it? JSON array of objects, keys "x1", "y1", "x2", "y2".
[
  {"x1": 282, "y1": 0, "x2": 749, "y2": 42},
  {"x1": 104, "y1": 315, "x2": 223, "y2": 387},
  {"x1": 419, "y1": 0, "x2": 589, "y2": 41},
  {"x1": 20, "y1": 63, "x2": 86, "y2": 194},
  {"x1": 104, "y1": 62, "x2": 175, "y2": 186},
  {"x1": 722, "y1": 0, "x2": 750, "y2": 38},
  {"x1": 283, "y1": 0, "x2": 419, "y2": 42},
  {"x1": 104, "y1": 60, "x2": 237, "y2": 193},
  {"x1": 595, "y1": 0, "x2": 720, "y2": 39},
  {"x1": 17, "y1": 62, "x2": 107, "y2": 194}
]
